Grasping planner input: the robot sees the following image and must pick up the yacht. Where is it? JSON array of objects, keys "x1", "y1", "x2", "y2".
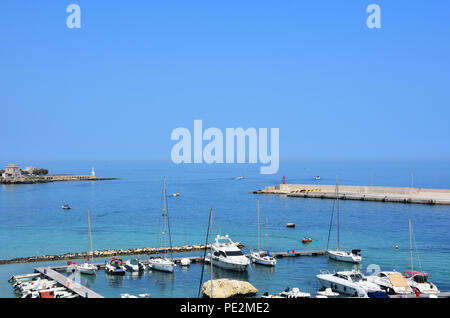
[
  {"x1": 404, "y1": 271, "x2": 439, "y2": 294},
  {"x1": 316, "y1": 271, "x2": 382, "y2": 297},
  {"x1": 147, "y1": 177, "x2": 176, "y2": 273},
  {"x1": 206, "y1": 235, "x2": 250, "y2": 271},
  {"x1": 367, "y1": 271, "x2": 413, "y2": 295},
  {"x1": 125, "y1": 258, "x2": 146, "y2": 272},
  {"x1": 105, "y1": 257, "x2": 126, "y2": 275},
  {"x1": 327, "y1": 180, "x2": 362, "y2": 263},
  {"x1": 148, "y1": 256, "x2": 175, "y2": 273},
  {"x1": 249, "y1": 200, "x2": 276, "y2": 266}
]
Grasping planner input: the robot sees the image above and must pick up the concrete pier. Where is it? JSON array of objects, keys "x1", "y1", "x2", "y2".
[{"x1": 254, "y1": 184, "x2": 450, "y2": 205}]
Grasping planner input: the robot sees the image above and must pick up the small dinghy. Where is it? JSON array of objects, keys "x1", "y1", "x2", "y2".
[
  {"x1": 172, "y1": 192, "x2": 180, "y2": 197},
  {"x1": 279, "y1": 287, "x2": 311, "y2": 298},
  {"x1": 61, "y1": 204, "x2": 71, "y2": 210},
  {"x1": 125, "y1": 258, "x2": 146, "y2": 272},
  {"x1": 302, "y1": 237, "x2": 312, "y2": 244},
  {"x1": 314, "y1": 176, "x2": 321, "y2": 180},
  {"x1": 286, "y1": 223, "x2": 295, "y2": 228},
  {"x1": 316, "y1": 287, "x2": 339, "y2": 297}
]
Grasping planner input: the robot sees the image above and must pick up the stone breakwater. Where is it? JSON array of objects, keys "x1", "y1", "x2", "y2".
[{"x1": 0, "y1": 243, "x2": 244, "y2": 265}]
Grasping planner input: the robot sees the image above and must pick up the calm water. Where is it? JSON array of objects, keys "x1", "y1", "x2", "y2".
[{"x1": 1, "y1": 159, "x2": 450, "y2": 297}]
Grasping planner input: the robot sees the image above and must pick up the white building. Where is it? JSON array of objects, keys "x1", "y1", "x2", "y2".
[
  {"x1": 24, "y1": 166, "x2": 37, "y2": 174},
  {"x1": 2, "y1": 163, "x2": 22, "y2": 179}
]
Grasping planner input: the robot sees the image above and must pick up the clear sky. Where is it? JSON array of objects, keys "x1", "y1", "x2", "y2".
[{"x1": 1, "y1": 1, "x2": 449, "y2": 162}]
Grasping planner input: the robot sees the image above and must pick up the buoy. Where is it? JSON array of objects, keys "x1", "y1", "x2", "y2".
[{"x1": 395, "y1": 245, "x2": 399, "y2": 249}]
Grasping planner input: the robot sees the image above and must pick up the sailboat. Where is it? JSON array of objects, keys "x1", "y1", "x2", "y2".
[
  {"x1": 403, "y1": 218, "x2": 439, "y2": 294},
  {"x1": 250, "y1": 200, "x2": 276, "y2": 266},
  {"x1": 327, "y1": 179, "x2": 362, "y2": 263},
  {"x1": 76, "y1": 209, "x2": 98, "y2": 275},
  {"x1": 148, "y1": 177, "x2": 176, "y2": 273}
]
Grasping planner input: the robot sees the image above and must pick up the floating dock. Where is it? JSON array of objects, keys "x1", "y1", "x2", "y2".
[{"x1": 254, "y1": 184, "x2": 450, "y2": 205}]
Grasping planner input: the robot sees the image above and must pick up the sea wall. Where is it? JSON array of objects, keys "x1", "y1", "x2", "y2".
[{"x1": 0, "y1": 243, "x2": 244, "y2": 265}]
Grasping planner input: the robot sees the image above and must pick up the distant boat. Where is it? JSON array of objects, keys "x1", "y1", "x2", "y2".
[
  {"x1": 286, "y1": 223, "x2": 295, "y2": 228},
  {"x1": 315, "y1": 176, "x2": 321, "y2": 180},
  {"x1": 236, "y1": 176, "x2": 244, "y2": 180},
  {"x1": 302, "y1": 237, "x2": 312, "y2": 244},
  {"x1": 61, "y1": 204, "x2": 71, "y2": 210},
  {"x1": 172, "y1": 192, "x2": 180, "y2": 197}
]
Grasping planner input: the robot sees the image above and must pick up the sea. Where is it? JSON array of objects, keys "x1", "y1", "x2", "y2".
[{"x1": 1, "y1": 159, "x2": 450, "y2": 298}]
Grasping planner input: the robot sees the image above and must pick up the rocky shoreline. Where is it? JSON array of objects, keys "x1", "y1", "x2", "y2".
[
  {"x1": 0, "y1": 178, "x2": 118, "y2": 185},
  {"x1": 0, "y1": 243, "x2": 244, "y2": 265}
]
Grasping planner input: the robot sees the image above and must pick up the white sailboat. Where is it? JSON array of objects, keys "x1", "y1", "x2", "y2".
[
  {"x1": 250, "y1": 200, "x2": 276, "y2": 266},
  {"x1": 76, "y1": 209, "x2": 97, "y2": 275},
  {"x1": 148, "y1": 177, "x2": 176, "y2": 273},
  {"x1": 327, "y1": 179, "x2": 362, "y2": 263},
  {"x1": 403, "y1": 218, "x2": 439, "y2": 294}
]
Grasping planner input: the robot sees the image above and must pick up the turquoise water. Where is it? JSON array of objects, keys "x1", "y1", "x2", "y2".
[{"x1": 1, "y1": 159, "x2": 450, "y2": 297}]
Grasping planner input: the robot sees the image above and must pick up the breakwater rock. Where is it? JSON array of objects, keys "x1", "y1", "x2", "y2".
[
  {"x1": 0, "y1": 243, "x2": 244, "y2": 265},
  {"x1": 202, "y1": 279, "x2": 258, "y2": 298}
]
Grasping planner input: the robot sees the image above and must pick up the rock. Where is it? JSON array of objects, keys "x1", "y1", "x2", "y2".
[{"x1": 202, "y1": 279, "x2": 258, "y2": 298}]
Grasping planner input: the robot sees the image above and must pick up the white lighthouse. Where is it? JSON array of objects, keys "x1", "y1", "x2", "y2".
[{"x1": 91, "y1": 167, "x2": 96, "y2": 177}]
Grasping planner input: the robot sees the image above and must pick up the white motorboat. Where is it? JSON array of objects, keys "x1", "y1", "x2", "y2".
[
  {"x1": 125, "y1": 258, "x2": 146, "y2": 272},
  {"x1": 316, "y1": 287, "x2": 340, "y2": 297},
  {"x1": 316, "y1": 271, "x2": 382, "y2": 297},
  {"x1": 314, "y1": 176, "x2": 321, "y2": 180},
  {"x1": 279, "y1": 287, "x2": 311, "y2": 298},
  {"x1": 148, "y1": 256, "x2": 175, "y2": 273},
  {"x1": 172, "y1": 192, "x2": 180, "y2": 197},
  {"x1": 327, "y1": 179, "x2": 362, "y2": 263},
  {"x1": 75, "y1": 209, "x2": 97, "y2": 275},
  {"x1": 8, "y1": 273, "x2": 41, "y2": 284},
  {"x1": 249, "y1": 200, "x2": 276, "y2": 267},
  {"x1": 61, "y1": 204, "x2": 71, "y2": 210},
  {"x1": 148, "y1": 177, "x2": 176, "y2": 273},
  {"x1": 121, "y1": 293, "x2": 151, "y2": 298},
  {"x1": 367, "y1": 271, "x2": 413, "y2": 295},
  {"x1": 180, "y1": 258, "x2": 191, "y2": 266},
  {"x1": 403, "y1": 219, "x2": 440, "y2": 294},
  {"x1": 105, "y1": 257, "x2": 126, "y2": 275},
  {"x1": 206, "y1": 234, "x2": 250, "y2": 271}
]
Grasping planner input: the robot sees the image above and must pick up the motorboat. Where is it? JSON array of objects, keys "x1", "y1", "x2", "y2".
[
  {"x1": 76, "y1": 262, "x2": 97, "y2": 275},
  {"x1": 286, "y1": 223, "x2": 295, "y2": 228},
  {"x1": 8, "y1": 273, "x2": 41, "y2": 284},
  {"x1": 328, "y1": 249, "x2": 362, "y2": 263},
  {"x1": 125, "y1": 258, "x2": 146, "y2": 272},
  {"x1": 148, "y1": 256, "x2": 175, "y2": 273},
  {"x1": 314, "y1": 176, "x2": 321, "y2": 180},
  {"x1": 327, "y1": 180, "x2": 362, "y2": 263},
  {"x1": 121, "y1": 293, "x2": 151, "y2": 298},
  {"x1": 236, "y1": 176, "x2": 244, "y2": 180},
  {"x1": 279, "y1": 287, "x2": 311, "y2": 298},
  {"x1": 249, "y1": 200, "x2": 276, "y2": 267},
  {"x1": 180, "y1": 258, "x2": 191, "y2": 266},
  {"x1": 172, "y1": 192, "x2": 180, "y2": 197},
  {"x1": 404, "y1": 271, "x2": 439, "y2": 294},
  {"x1": 316, "y1": 271, "x2": 382, "y2": 297},
  {"x1": 105, "y1": 257, "x2": 126, "y2": 275},
  {"x1": 316, "y1": 288, "x2": 339, "y2": 297},
  {"x1": 61, "y1": 204, "x2": 71, "y2": 210},
  {"x1": 206, "y1": 234, "x2": 250, "y2": 271},
  {"x1": 366, "y1": 271, "x2": 413, "y2": 295},
  {"x1": 261, "y1": 292, "x2": 283, "y2": 298}
]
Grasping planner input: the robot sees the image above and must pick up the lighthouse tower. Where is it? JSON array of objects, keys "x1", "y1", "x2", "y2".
[{"x1": 91, "y1": 167, "x2": 96, "y2": 178}]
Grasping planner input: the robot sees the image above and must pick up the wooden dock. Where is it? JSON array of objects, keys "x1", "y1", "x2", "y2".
[{"x1": 34, "y1": 267, "x2": 103, "y2": 298}]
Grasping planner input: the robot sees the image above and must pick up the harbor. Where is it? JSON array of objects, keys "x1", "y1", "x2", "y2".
[{"x1": 254, "y1": 183, "x2": 450, "y2": 205}]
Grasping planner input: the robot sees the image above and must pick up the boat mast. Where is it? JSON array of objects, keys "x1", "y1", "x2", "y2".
[
  {"x1": 266, "y1": 216, "x2": 269, "y2": 251},
  {"x1": 336, "y1": 179, "x2": 340, "y2": 251},
  {"x1": 210, "y1": 208, "x2": 213, "y2": 298},
  {"x1": 409, "y1": 218, "x2": 414, "y2": 275},
  {"x1": 162, "y1": 177, "x2": 167, "y2": 258},
  {"x1": 87, "y1": 209, "x2": 92, "y2": 264},
  {"x1": 257, "y1": 199, "x2": 260, "y2": 252}
]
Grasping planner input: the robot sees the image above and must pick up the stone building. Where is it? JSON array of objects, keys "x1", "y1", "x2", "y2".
[{"x1": 2, "y1": 163, "x2": 22, "y2": 179}]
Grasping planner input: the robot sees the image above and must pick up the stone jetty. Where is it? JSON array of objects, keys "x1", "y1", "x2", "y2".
[{"x1": 0, "y1": 243, "x2": 244, "y2": 265}]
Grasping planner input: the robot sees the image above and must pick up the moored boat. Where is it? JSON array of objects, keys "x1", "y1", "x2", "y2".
[
  {"x1": 105, "y1": 257, "x2": 126, "y2": 275},
  {"x1": 125, "y1": 258, "x2": 146, "y2": 272},
  {"x1": 316, "y1": 271, "x2": 381, "y2": 297},
  {"x1": 206, "y1": 234, "x2": 250, "y2": 271}
]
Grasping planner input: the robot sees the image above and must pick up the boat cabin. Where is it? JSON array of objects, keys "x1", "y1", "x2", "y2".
[{"x1": 404, "y1": 271, "x2": 430, "y2": 283}]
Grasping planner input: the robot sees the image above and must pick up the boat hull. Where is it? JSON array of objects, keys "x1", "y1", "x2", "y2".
[
  {"x1": 328, "y1": 251, "x2": 361, "y2": 263},
  {"x1": 148, "y1": 262, "x2": 174, "y2": 273},
  {"x1": 209, "y1": 258, "x2": 249, "y2": 271}
]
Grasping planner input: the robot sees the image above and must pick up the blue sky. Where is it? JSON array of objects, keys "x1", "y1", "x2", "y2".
[{"x1": 1, "y1": 1, "x2": 449, "y2": 162}]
